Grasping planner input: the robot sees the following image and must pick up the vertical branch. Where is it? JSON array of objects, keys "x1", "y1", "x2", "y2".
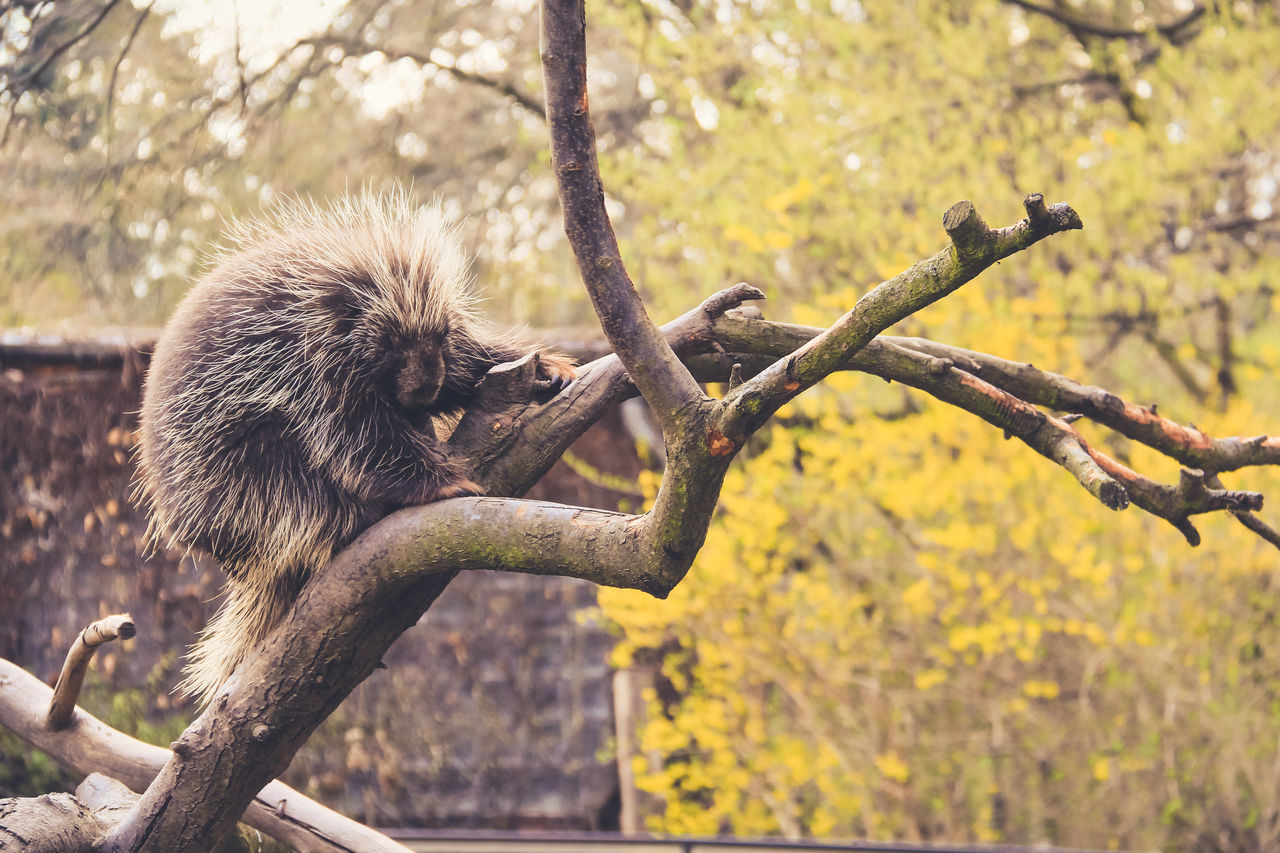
[
  {"x1": 47, "y1": 614, "x2": 135, "y2": 730},
  {"x1": 540, "y1": 0, "x2": 704, "y2": 435}
]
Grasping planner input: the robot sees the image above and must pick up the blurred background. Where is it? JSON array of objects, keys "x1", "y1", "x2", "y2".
[{"x1": 3, "y1": 0, "x2": 1280, "y2": 848}]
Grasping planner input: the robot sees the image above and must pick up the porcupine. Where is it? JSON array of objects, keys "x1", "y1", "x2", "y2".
[{"x1": 134, "y1": 189, "x2": 576, "y2": 704}]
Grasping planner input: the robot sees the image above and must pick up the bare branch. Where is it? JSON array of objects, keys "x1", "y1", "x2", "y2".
[
  {"x1": 1084, "y1": 462, "x2": 1262, "y2": 546},
  {"x1": 101, "y1": 2, "x2": 152, "y2": 160},
  {"x1": 47, "y1": 614, "x2": 135, "y2": 731},
  {"x1": 719, "y1": 193, "x2": 1083, "y2": 438},
  {"x1": 0, "y1": 659, "x2": 408, "y2": 852},
  {"x1": 1227, "y1": 506, "x2": 1280, "y2": 549},
  {"x1": 540, "y1": 0, "x2": 705, "y2": 433},
  {"x1": 864, "y1": 340, "x2": 1131, "y2": 511},
  {"x1": 890, "y1": 337, "x2": 1280, "y2": 473},
  {"x1": 297, "y1": 36, "x2": 547, "y2": 116},
  {"x1": 708, "y1": 314, "x2": 1273, "y2": 547},
  {"x1": 1005, "y1": 0, "x2": 1206, "y2": 40}
]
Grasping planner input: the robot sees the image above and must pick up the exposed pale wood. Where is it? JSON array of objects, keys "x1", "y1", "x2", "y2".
[
  {"x1": 0, "y1": 659, "x2": 410, "y2": 853},
  {"x1": 48, "y1": 614, "x2": 135, "y2": 730}
]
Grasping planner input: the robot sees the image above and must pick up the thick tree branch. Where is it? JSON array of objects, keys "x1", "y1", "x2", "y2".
[
  {"x1": 101, "y1": 495, "x2": 686, "y2": 852},
  {"x1": 0, "y1": 777, "x2": 122, "y2": 853},
  {"x1": 540, "y1": 0, "x2": 705, "y2": 433}
]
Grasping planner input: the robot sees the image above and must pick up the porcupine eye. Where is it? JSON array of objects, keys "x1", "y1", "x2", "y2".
[{"x1": 393, "y1": 334, "x2": 447, "y2": 414}]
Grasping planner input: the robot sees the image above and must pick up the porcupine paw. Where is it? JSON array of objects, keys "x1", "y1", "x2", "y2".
[
  {"x1": 425, "y1": 478, "x2": 486, "y2": 501},
  {"x1": 535, "y1": 352, "x2": 578, "y2": 394}
]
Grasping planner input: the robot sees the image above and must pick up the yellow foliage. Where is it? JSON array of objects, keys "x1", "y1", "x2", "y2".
[
  {"x1": 875, "y1": 751, "x2": 911, "y2": 784},
  {"x1": 597, "y1": 0, "x2": 1280, "y2": 848},
  {"x1": 914, "y1": 668, "x2": 947, "y2": 690},
  {"x1": 1022, "y1": 680, "x2": 1062, "y2": 700}
]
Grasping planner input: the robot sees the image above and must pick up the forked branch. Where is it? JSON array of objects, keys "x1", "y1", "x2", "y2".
[
  {"x1": 709, "y1": 315, "x2": 1276, "y2": 548},
  {"x1": 718, "y1": 194, "x2": 1083, "y2": 439}
]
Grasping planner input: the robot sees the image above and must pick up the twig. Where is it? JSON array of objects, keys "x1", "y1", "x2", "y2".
[
  {"x1": 298, "y1": 37, "x2": 547, "y2": 117},
  {"x1": 100, "y1": 1, "x2": 152, "y2": 187},
  {"x1": 1205, "y1": 472, "x2": 1280, "y2": 550}
]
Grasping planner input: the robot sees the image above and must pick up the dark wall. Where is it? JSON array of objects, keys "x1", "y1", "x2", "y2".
[{"x1": 0, "y1": 340, "x2": 639, "y2": 827}]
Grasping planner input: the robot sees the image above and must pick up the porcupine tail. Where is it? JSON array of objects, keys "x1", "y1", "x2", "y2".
[{"x1": 178, "y1": 565, "x2": 307, "y2": 704}]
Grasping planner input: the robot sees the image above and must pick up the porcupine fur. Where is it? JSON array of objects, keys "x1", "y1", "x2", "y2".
[{"x1": 134, "y1": 188, "x2": 575, "y2": 704}]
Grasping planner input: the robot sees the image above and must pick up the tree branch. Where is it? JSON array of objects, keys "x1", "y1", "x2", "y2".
[
  {"x1": 874, "y1": 337, "x2": 1280, "y2": 474},
  {"x1": 100, "y1": 494, "x2": 686, "y2": 852},
  {"x1": 0, "y1": 659, "x2": 408, "y2": 853},
  {"x1": 452, "y1": 283, "x2": 766, "y2": 495},
  {"x1": 540, "y1": 0, "x2": 705, "y2": 433},
  {"x1": 863, "y1": 339, "x2": 1132, "y2": 511},
  {"x1": 297, "y1": 36, "x2": 548, "y2": 117},
  {"x1": 708, "y1": 314, "x2": 1275, "y2": 548},
  {"x1": 47, "y1": 614, "x2": 135, "y2": 731},
  {"x1": 856, "y1": 341, "x2": 1262, "y2": 543},
  {"x1": 718, "y1": 193, "x2": 1083, "y2": 439},
  {"x1": 1004, "y1": 0, "x2": 1205, "y2": 41}
]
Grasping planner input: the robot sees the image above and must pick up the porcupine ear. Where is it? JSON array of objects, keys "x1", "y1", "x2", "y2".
[{"x1": 315, "y1": 285, "x2": 364, "y2": 338}]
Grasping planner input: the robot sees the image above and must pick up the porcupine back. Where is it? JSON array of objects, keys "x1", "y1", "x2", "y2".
[{"x1": 135, "y1": 188, "x2": 525, "y2": 703}]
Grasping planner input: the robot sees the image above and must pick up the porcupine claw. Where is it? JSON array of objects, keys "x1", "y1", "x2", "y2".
[
  {"x1": 541, "y1": 374, "x2": 572, "y2": 393},
  {"x1": 428, "y1": 479, "x2": 486, "y2": 500},
  {"x1": 534, "y1": 353, "x2": 578, "y2": 395}
]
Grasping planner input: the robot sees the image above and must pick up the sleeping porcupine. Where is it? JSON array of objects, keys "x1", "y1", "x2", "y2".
[{"x1": 134, "y1": 190, "x2": 576, "y2": 704}]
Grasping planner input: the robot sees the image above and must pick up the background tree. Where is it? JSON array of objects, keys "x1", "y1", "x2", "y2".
[{"x1": 591, "y1": 2, "x2": 1280, "y2": 847}]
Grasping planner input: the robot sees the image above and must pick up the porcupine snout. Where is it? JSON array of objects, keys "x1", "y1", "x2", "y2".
[{"x1": 395, "y1": 338, "x2": 446, "y2": 413}]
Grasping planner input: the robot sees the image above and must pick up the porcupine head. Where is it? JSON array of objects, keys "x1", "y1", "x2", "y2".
[{"x1": 133, "y1": 188, "x2": 575, "y2": 704}]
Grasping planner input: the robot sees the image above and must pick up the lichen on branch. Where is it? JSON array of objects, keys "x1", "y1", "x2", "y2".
[{"x1": 718, "y1": 193, "x2": 1084, "y2": 439}]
